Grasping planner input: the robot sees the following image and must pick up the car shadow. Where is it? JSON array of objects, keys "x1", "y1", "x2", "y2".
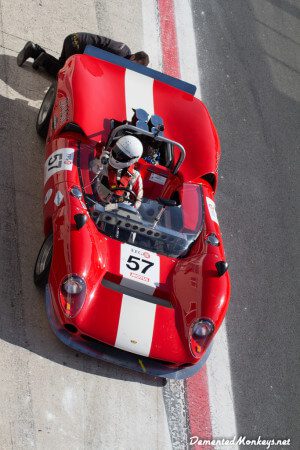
[{"x1": 0, "y1": 53, "x2": 163, "y2": 387}]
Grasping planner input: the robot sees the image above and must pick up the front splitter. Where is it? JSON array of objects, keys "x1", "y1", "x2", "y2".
[{"x1": 45, "y1": 284, "x2": 211, "y2": 380}]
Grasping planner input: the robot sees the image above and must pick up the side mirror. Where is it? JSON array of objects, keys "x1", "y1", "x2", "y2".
[
  {"x1": 74, "y1": 214, "x2": 88, "y2": 230},
  {"x1": 215, "y1": 261, "x2": 229, "y2": 277}
]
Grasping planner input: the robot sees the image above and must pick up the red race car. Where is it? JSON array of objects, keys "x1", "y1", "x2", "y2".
[{"x1": 34, "y1": 46, "x2": 230, "y2": 379}]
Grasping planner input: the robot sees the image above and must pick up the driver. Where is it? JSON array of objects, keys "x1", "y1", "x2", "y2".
[{"x1": 91, "y1": 135, "x2": 143, "y2": 208}]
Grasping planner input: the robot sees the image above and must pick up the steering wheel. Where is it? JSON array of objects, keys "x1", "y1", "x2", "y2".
[{"x1": 110, "y1": 187, "x2": 137, "y2": 204}]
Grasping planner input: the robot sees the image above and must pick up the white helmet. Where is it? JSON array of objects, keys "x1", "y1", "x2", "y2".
[{"x1": 109, "y1": 135, "x2": 143, "y2": 169}]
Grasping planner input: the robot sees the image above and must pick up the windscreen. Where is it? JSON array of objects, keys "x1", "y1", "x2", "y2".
[
  {"x1": 78, "y1": 144, "x2": 203, "y2": 257},
  {"x1": 89, "y1": 189, "x2": 203, "y2": 258}
]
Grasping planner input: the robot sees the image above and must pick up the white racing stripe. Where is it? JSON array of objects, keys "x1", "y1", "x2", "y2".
[
  {"x1": 141, "y1": 3, "x2": 190, "y2": 449},
  {"x1": 126, "y1": 0, "x2": 237, "y2": 446},
  {"x1": 125, "y1": 69, "x2": 154, "y2": 121},
  {"x1": 115, "y1": 294, "x2": 156, "y2": 356},
  {"x1": 140, "y1": 2, "x2": 191, "y2": 449}
]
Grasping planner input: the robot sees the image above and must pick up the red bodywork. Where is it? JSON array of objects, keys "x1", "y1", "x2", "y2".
[{"x1": 42, "y1": 53, "x2": 230, "y2": 376}]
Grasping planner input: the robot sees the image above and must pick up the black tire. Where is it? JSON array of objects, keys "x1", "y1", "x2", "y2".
[
  {"x1": 36, "y1": 82, "x2": 56, "y2": 138},
  {"x1": 34, "y1": 234, "x2": 53, "y2": 288}
]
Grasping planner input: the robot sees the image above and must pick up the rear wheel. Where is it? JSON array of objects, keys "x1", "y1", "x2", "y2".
[
  {"x1": 34, "y1": 234, "x2": 53, "y2": 288},
  {"x1": 36, "y1": 82, "x2": 56, "y2": 138}
]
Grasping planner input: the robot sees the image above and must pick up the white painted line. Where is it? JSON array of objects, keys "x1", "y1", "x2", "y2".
[
  {"x1": 141, "y1": 0, "x2": 163, "y2": 71},
  {"x1": 173, "y1": 0, "x2": 202, "y2": 98},
  {"x1": 125, "y1": 69, "x2": 154, "y2": 120},
  {"x1": 206, "y1": 320, "x2": 238, "y2": 448},
  {"x1": 115, "y1": 294, "x2": 156, "y2": 356},
  {"x1": 163, "y1": 380, "x2": 190, "y2": 449},
  {"x1": 172, "y1": 0, "x2": 237, "y2": 444}
]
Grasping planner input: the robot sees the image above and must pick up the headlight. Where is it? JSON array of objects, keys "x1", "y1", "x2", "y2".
[
  {"x1": 189, "y1": 319, "x2": 214, "y2": 357},
  {"x1": 62, "y1": 276, "x2": 85, "y2": 295},
  {"x1": 192, "y1": 319, "x2": 214, "y2": 341},
  {"x1": 60, "y1": 275, "x2": 86, "y2": 318}
]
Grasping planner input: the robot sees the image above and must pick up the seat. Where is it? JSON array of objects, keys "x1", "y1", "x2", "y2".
[{"x1": 136, "y1": 159, "x2": 171, "y2": 200}]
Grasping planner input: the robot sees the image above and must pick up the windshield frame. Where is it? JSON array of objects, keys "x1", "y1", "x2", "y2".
[{"x1": 85, "y1": 188, "x2": 204, "y2": 258}]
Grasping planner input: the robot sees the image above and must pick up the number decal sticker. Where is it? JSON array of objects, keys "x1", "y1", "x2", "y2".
[
  {"x1": 120, "y1": 244, "x2": 160, "y2": 294},
  {"x1": 44, "y1": 148, "x2": 75, "y2": 185},
  {"x1": 48, "y1": 154, "x2": 63, "y2": 171},
  {"x1": 206, "y1": 197, "x2": 219, "y2": 225}
]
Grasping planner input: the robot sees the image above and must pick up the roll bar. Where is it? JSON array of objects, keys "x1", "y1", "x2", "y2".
[{"x1": 106, "y1": 124, "x2": 186, "y2": 174}]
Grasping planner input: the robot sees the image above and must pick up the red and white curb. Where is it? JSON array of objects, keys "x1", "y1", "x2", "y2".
[{"x1": 142, "y1": 1, "x2": 237, "y2": 449}]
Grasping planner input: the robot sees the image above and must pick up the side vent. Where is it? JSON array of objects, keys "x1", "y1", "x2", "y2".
[{"x1": 202, "y1": 173, "x2": 216, "y2": 190}]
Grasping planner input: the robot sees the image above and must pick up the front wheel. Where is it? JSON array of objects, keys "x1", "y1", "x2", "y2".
[
  {"x1": 34, "y1": 234, "x2": 53, "y2": 288},
  {"x1": 36, "y1": 82, "x2": 56, "y2": 138}
]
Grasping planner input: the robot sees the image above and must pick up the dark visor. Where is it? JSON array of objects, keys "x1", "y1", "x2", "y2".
[{"x1": 112, "y1": 147, "x2": 136, "y2": 163}]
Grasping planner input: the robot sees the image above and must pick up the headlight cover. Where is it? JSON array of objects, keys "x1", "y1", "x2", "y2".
[
  {"x1": 60, "y1": 275, "x2": 86, "y2": 318},
  {"x1": 192, "y1": 319, "x2": 214, "y2": 340},
  {"x1": 189, "y1": 319, "x2": 214, "y2": 357}
]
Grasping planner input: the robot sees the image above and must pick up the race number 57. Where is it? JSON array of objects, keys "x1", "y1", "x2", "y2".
[
  {"x1": 126, "y1": 256, "x2": 154, "y2": 274},
  {"x1": 44, "y1": 148, "x2": 74, "y2": 185},
  {"x1": 120, "y1": 244, "x2": 160, "y2": 294}
]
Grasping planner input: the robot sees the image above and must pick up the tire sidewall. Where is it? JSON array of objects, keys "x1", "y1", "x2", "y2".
[
  {"x1": 36, "y1": 82, "x2": 57, "y2": 138},
  {"x1": 34, "y1": 233, "x2": 53, "y2": 288}
]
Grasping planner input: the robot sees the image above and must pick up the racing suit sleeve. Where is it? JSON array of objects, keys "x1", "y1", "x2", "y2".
[{"x1": 132, "y1": 171, "x2": 143, "y2": 209}]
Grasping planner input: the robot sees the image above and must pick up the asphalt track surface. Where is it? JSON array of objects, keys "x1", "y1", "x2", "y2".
[
  {"x1": 191, "y1": 0, "x2": 299, "y2": 445},
  {"x1": 0, "y1": 0, "x2": 299, "y2": 449}
]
